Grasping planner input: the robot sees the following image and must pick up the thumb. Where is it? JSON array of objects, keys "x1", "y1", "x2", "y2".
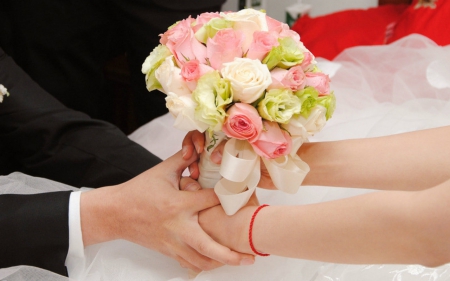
[
  {"x1": 164, "y1": 149, "x2": 199, "y2": 176},
  {"x1": 185, "y1": 188, "x2": 220, "y2": 211}
]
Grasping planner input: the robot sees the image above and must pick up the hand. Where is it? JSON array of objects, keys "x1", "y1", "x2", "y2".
[
  {"x1": 181, "y1": 130, "x2": 205, "y2": 180},
  {"x1": 80, "y1": 150, "x2": 255, "y2": 272},
  {"x1": 198, "y1": 192, "x2": 260, "y2": 256},
  {"x1": 182, "y1": 130, "x2": 277, "y2": 189}
]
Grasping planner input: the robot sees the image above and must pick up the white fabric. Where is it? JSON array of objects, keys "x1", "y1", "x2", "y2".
[{"x1": 2, "y1": 34, "x2": 450, "y2": 280}]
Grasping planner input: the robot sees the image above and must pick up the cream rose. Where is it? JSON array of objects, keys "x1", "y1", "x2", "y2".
[
  {"x1": 290, "y1": 105, "x2": 327, "y2": 135},
  {"x1": 221, "y1": 57, "x2": 272, "y2": 103},
  {"x1": 165, "y1": 92, "x2": 209, "y2": 132},
  {"x1": 221, "y1": 9, "x2": 268, "y2": 51},
  {"x1": 155, "y1": 56, "x2": 191, "y2": 96}
]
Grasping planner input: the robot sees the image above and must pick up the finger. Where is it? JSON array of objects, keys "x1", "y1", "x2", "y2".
[
  {"x1": 184, "y1": 188, "x2": 220, "y2": 211},
  {"x1": 177, "y1": 243, "x2": 224, "y2": 272},
  {"x1": 180, "y1": 177, "x2": 201, "y2": 192},
  {"x1": 164, "y1": 150, "x2": 199, "y2": 177},
  {"x1": 186, "y1": 226, "x2": 255, "y2": 267},
  {"x1": 188, "y1": 161, "x2": 199, "y2": 180},
  {"x1": 174, "y1": 255, "x2": 202, "y2": 273},
  {"x1": 182, "y1": 131, "x2": 197, "y2": 160},
  {"x1": 191, "y1": 130, "x2": 205, "y2": 155},
  {"x1": 210, "y1": 140, "x2": 226, "y2": 164}
]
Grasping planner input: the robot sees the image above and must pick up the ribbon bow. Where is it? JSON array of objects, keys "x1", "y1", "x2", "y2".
[{"x1": 198, "y1": 128, "x2": 310, "y2": 215}]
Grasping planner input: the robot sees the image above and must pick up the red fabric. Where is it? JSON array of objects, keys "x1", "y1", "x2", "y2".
[
  {"x1": 292, "y1": 5, "x2": 408, "y2": 60},
  {"x1": 386, "y1": 0, "x2": 450, "y2": 46}
]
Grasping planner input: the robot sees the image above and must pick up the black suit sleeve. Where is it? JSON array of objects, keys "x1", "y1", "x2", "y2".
[
  {"x1": 0, "y1": 47, "x2": 161, "y2": 275},
  {"x1": 0, "y1": 47, "x2": 161, "y2": 188},
  {"x1": 0, "y1": 191, "x2": 72, "y2": 276}
]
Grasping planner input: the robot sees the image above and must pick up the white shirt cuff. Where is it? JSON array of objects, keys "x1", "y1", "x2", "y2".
[{"x1": 66, "y1": 190, "x2": 85, "y2": 261}]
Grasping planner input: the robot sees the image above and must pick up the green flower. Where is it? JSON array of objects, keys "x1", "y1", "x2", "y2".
[
  {"x1": 295, "y1": 86, "x2": 319, "y2": 118},
  {"x1": 195, "y1": 18, "x2": 233, "y2": 44},
  {"x1": 317, "y1": 92, "x2": 336, "y2": 120},
  {"x1": 258, "y1": 88, "x2": 301, "y2": 124},
  {"x1": 262, "y1": 45, "x2": 283, "y2": 70},
  {"x1": 193, "y1": 71, "x2": 233, "y2": 132},
  {"x1": 262, "y1": 37, "x2": 304, "y2": 70},
  {"x1": 141, "y1": 44, "x2": 172, "y2": 92}
]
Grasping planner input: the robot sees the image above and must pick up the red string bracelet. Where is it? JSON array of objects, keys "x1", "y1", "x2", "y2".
[{"x1": 248, "y1": 204, "x2": 270, "y2": 257}]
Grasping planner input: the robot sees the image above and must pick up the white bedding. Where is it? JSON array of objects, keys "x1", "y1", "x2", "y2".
[{"x1": 2, "y1": 34, "x2": 450, "y2": 281}]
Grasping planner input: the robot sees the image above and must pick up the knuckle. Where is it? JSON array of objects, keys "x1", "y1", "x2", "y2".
[{"x1": 196, "y1": 241, "x2": 211, "y2": 255}]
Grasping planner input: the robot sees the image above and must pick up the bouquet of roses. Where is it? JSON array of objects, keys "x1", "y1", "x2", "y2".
[{"x1": 142, "y1": 8, "x2": 335, "y2": 215}]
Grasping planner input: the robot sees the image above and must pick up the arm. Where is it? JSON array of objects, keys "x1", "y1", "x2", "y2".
[
  {"x1": 0, "y1": 47, "x2": 161, "y2": 188},
  {"x1": 0, "y1": 191, "x2": 72, "y2": 276},
  {"x1": 183, "y1": 126, "x2": 450, "y2": 191},
  {"x1": 299, "y1": 126, "x2": 450, "y2": 190},
  {"x1": 200, "y1": 178, "x2": 450, "y2": 267},
  {"x1": 0, "y1": 151, "x2": 254, "y2": 275}
]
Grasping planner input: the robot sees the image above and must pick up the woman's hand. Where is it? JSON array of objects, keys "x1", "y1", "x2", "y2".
[
  {"x1": 198, "y1": 192, "x2": 260, "y2": 256},
  {"x1": 181, "y1": 130, "x2": 205, "y2": 179},
  {"x1": 181, "y1": 130, "x2": 277, "y2": 189}
]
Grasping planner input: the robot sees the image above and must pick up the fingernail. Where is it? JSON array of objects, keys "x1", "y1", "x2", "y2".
[
  {"x1": 240, "y1": 258, "x2": 254, "y2": 266},
  {"x1": 211, "y1": 150, "x2": 222, "y2": 164},
  {"x1": 184, "y1": 182, "x2": 201, "y2": 192},
  {"x1": 195, "y1": 143, "x2": 202, "y2": 154},
  {"x1": 182, "y1": 146, "x2": 188, "y2": 158}
]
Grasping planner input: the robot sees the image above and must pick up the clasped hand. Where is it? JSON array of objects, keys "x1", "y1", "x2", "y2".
[{"x1": 80, "y1": 148, "x2": 254, "y2": 272}]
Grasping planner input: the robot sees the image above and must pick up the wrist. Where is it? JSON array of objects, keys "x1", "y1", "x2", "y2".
[
  {"x1": 235, "y1": 206, "x2": 260, "y2": 254},
  {"x1": 247, "y1": 204, "x2": 270, "y2": 256},
  {"x1": 80, "y1": 185, "x2": 122, "y2": 246}
]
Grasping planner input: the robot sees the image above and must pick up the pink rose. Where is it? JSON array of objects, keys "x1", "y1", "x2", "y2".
[
  {"x1": 192, "y1": 12, "x2": 221, "y2": 33},
  {"x1": 246, "y1": 31, "x2": 279, "y2": 61},
  {"x1": 180, "y1": 59, "x2": 215, "y2": 91},
  {"x1": 266, "y1": 15, "x2": 284, "y2": 34},
  {"x1": 222, "y1": 103, "x2": 262, "y2": 143},
  {"x1": 268, "y1": 65, "x2": 306, "y2": 91},
  {"x1": 160, "y1": 17, "x2": 207, "y2": 66},
  {"x1": 301, "y1": 51, "x2": 315, "y2": 71},
  {"x1": 266, "y1": 15, "x2": 300, "y2": 42},
  {"x1": 251, "y1": 121, "x2": 292, "y2": 159},
  {"x1": 207, "y1": 28, "x2": 244, "y2": 70},
  {"x1": 305, "y1": 72, "x2": 330, "y2": 96}
]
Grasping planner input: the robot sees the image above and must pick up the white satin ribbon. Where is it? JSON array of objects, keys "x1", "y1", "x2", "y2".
[
  {"x1": 215, "y1": 139, "x2": 260, "y2": 215},
  {"x1": 198, "y1": 132, "x2": 310, "y2": 215}
]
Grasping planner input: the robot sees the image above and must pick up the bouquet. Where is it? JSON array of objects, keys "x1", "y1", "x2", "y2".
[
  {"x1": 142, "y1": 8, "x2": 335, "y2": 215},
  {"x1": 0, "y1": 84, "x2": 9, "y2": 103}
]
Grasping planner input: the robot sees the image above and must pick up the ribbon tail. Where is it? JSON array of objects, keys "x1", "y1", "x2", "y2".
[{"x1": 214, "y1": 139, "x2": 260, "y2": 216}]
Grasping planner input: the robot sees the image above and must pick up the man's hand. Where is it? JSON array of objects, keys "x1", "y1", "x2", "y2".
[
  {"x1": 80, "y1": 150, "x2": 255, "y2": 272},
  {"x1": 182, "y1": 130, "x2": 277, "y2": 189}
]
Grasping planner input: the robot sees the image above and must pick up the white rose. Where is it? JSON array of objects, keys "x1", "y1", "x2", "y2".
[
  {"x1": 221, "y1": 57, "x2": 272, "y2": 103},
  {"x1": 221, "y1": 9, "x2": 268, "y2": 50},
  {"x1": 165, "y1": 92, "x2": 209, "y2": 132},
  {"x1": 291, "y1": 105, "x2": 327, "y2": 136},
  {"x1": 155, "y1": 56, "x2": 191, "y2": 96}
]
